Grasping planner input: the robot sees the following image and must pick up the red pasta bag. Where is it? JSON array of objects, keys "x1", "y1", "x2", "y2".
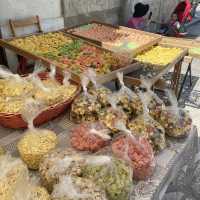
[
  {"x1": 70, "y1": 122, "x2": 111, "y2": 153},
  {"x1": 111, "y1": 120, "x2": 155, "y2": 180}
]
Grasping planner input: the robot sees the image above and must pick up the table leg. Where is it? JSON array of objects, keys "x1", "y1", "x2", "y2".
[
  {"x1": 17, "y1": 56, "x2": 28, "y2": 75},
  {"x1": 171, "y1": 60, "x2": 182, "y2": 97},
  {"x1": 177, "y1": 63, "x2": 192, "y2": 100}
]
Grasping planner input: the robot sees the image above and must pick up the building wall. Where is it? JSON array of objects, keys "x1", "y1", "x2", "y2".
[
  {"x1": 0, "y1": 0, "x2": 64, "y2": 70},
  {"x1": 62, "y1": 0, "x2": 122, "y2": 27}
]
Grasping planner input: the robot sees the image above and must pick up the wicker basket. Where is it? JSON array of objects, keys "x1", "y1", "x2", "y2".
[{"x1": 0, "y1": 72, "x2": 80, "y2": 129}]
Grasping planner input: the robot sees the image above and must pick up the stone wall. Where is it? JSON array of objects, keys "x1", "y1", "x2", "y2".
[
  {"x1": 0, "y1": 0, "x2": 64, "y2": 70},
  {"x1": 62, "y1": 0, "x2": 122, "y2": 27}
]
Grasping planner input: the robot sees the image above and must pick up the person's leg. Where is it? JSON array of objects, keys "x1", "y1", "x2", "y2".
[{"x1": 165, "y1": 25, "x2": 177, "y2": 36}]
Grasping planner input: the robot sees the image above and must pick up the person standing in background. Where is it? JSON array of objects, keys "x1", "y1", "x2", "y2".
[{"x1": 127, "y1": 2, "x2": 151, "y2": 30}]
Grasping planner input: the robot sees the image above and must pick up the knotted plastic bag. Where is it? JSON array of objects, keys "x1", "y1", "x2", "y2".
[
  {"x1": 30, "y1": 65, "x2": 66, "y2": 106},
  {"x1": 158, "y1": 90, "x2": 192, "y2": 138},
  {"x1": 0, "y1": 154, "x2": 29, "y2": 200},
  {"x1": 70, "y1": 122, "x2": 111, "y2": 152},
  {"x1": 127, "y1": 91, "x2": 166, "y2": 153},
  {"x1": 87, "y1": 69, "x2": 112, "y2": 107},
  {"x1": 82, "y1": 155, "x2": 133, "y2": 200},
  {"x1": 51, "y1": 175, "x2": 107, "y2": 200},
  {"x1": 139, "y1": 76, "x2": 165, "y2": 120},
  {"x1": 39, "y1": 148, "x2": 86, "y2": 192},
  {"x1": 0, "y1": 66, "x2": 34, "y2": 98},
  {"x1": 17, "y1": 98, "x2": 58, "y2": 170},
  {"x1": 111, "y1": 119, "x2": 155, "y2": 180},
  {"x1": 70, "y1": 73, "x2": 101, "y2": 123},
  {"x1": 0, "y1": 153, "x2": 51, "y2": 200},
  {"x1": 99, "y1": 93, "x2": 128, "y2": 134},
  {"x1": 117, "y1": 72, "x2": 143, "y2": 118}
]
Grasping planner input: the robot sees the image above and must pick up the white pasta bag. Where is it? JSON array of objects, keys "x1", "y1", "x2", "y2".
[
  {"x1": 0, "y1": 65, "x2": 23, "y2": 82},
  {"x1": 17, "y1": 98, "x2": 58, "y2": 170}
]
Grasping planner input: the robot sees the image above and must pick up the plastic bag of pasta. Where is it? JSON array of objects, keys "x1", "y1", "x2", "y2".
[
  {"x1": 82, "y1": 155, "x2": 133, "y2": 200},
  {"x1": 30, "y1": 67, "x2": 64, "y2": 106},
  {"x1": 139, "y1": 76, "x2": 165, "y2": 120},
  {"x1": 39, "y1": 148, "x2": 86, "y2": 192},
  {"x1": 0, "y1": 66, "x2": 34, "y2": 98},
  {"x1": 116, "y1": 72, "x2": 143, "y2": 119},
  {"x1": 70, "y1": 74, "x2": 101, "y2": 123},
  {"x1": 87, "y1": 69, "x2": 112, "y2": 107},
  {"x1": 111, "y1": 120, "x2": 155, "y2": 180},
  {"x1": 128, "y1": 114, "x2": 166, "y2": 153},
  {"x1": 158, "y1": 90, "x2": 192, "y2": 138},
  {"x1": 59, "y1": 70, "x2": 78, "y2": 101},
  {"x1": 128, "y1": 91, "x2": 166, "y2": 153},
  {"x1": 17, "y1": 98, "x2": 58, "y2": 170},
  {"x1": 0, "y1": 153, "x2": 51, "y2": 200},
  {"x1": 13, "y1": 175, "x2": 51, "y2": 200},
  {"x1": 99, "y1": 93, "x2": 128, "y2": 134},
  {"x1": 0, "y1": 154, "x2": 29, "y2": 200},
  {"x1": 51, "y1": 175, "x2": 107, "y2": 200},
  {"x1": 70, "y1": 122, "x2": 111, "y2": 152}
]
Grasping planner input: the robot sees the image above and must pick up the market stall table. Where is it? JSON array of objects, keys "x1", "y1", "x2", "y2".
[
  {"x1": 0, "y1": 31, "x2": 138, "y2": 84},
  {"x1": 160, "y1": 36, "x2": 200, "y2": 60},
  {"x1": 64, "y1": 21, "x2": 162, "y2": 57},
  {"x1": 0, "y1": 115, "x2": 198, "y2": 200},
  {"x1": 124, "y1": 45, "x2": 187, "y2": 96}
]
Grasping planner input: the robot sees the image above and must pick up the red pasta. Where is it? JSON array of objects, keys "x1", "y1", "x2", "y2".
[
  {"x1": 70, "y1": 122, "x2": 111, "y2": 152},
  {"x1": 112, "y1": 135, "x2": 155, "y2": 180}
]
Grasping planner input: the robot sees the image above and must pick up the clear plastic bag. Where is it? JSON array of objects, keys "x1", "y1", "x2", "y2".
[
  {"x1": 117, "y1": 72, "x2": 143, "y2": 119},
  {"x1": 139, "y1": 76, "x2": 165, "y2": 120},
  {"x1": 82, "y1": 155, "x2": 133, "y2": 200},
  {"x1": 87, "y1": 69, "x2": 112, "y2": 107},
  {"x1": 17, "y1": 98, "x2": 58, "y2": 170},
  {"x1": 111, "y1": 120, "x2": 155, "y2": 180},
  {"x1": 70, "y1": 74, "x2": 101, "y2": 123},
  {"x1": 39, "y1": 148, "x2": 85, "y2": 192},
  {"x1": 12, "y1": 174, "x2": 51, "y2": 200},
  {"x1": 131, "y1": 90, "x2": 166, "y2": 153},
  {"x1": 158, "y1": 90, "x2": 192, "y2": 138},
  {"x1": 99, "y1": 93, "x2": 128, "y2": 134},
  {"x1": 0, "y1": 154, "x2": 29, "y2": 200},
  {"x1": 70, "y1": 122, "x2": 111, "y2": 152},
  {"x1": 0, "y1": 66, "x2": 34, "y2": 99},
  {"x1": 0, "y1": 153, "x2": 51, "y2": 200},
  {"x1": 128, "y1": 115, "x2": 166, "y2": 153},
  {"x1": 51, "y1": 176, "x2": 107, "y2": 200}
]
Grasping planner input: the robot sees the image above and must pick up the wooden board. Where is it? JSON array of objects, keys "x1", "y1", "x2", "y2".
[
  {"x1": 160, "y1": 36, "x2": 200, "y2": 59},
  {"x1": 0, "y1": 31, "x2": 139, "y2": 84},
  {"x1": 119, "y1": 26, "x2": 162, "y2": 39},
  {"x1": 63, "y1": 21, "x2": 162, "y2": 56}
]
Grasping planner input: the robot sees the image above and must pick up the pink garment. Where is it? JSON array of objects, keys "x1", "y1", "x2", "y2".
[{"x1": 127, "y1": 17, "x2": 145, "y2": 30}]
